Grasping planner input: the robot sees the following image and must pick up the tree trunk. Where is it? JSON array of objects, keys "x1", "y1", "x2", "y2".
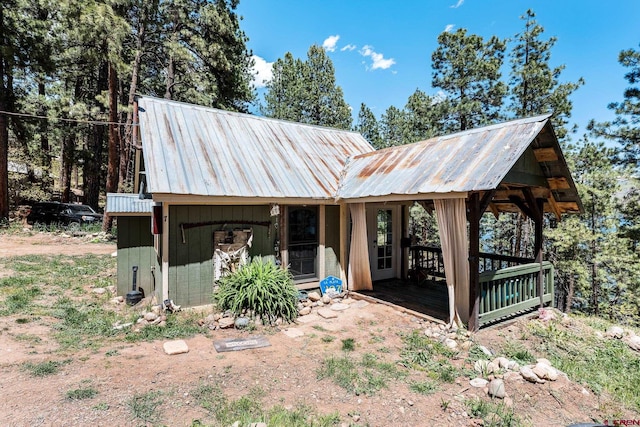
[
  {"x1": 38, "y1": 79, "x2": 52, "y2": 191},
  {"x1": 59, "y1": 126, "x2": 74, "y2": 203},
  {"x1": 566, "y1": 271, "x2": 575, "y2": 313},
  {"x1": 84, "y1": 62, "x2": 108, "y2": 210},
  {"x1": 0, "y1": 7, "x2": 9, "y2": 220},
  {"x1": 120, "y1": 12, "x2": 146, "y2": 190},
  {"x1": 102, "y1": 62, "x2": 120, "y2": 233},
  {"x1": 165, "y1": 55, "x2": 175, "y2": 100}
]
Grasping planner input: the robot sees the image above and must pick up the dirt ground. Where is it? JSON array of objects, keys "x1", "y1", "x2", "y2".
[{"x1": 0, "y1": 233, "x2": 635, "y2": 426}]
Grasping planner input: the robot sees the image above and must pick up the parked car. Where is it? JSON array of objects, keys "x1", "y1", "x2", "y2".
[{"x1": 26, "y1": 202, "x2": 103, "y2": 229}]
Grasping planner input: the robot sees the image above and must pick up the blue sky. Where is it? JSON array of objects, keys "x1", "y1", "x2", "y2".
[{"x1": 238, "y1": 0, "x2": 640, "y2": 139}]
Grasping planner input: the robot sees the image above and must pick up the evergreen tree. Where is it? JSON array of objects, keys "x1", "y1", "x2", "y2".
[
  {"x1": 262, "y1": 45, "x2": 352, "y2": 129},
  {"x1": 431, "y1": 28, "x2": 507, "y2": 132},
  {"x1": 379, "y1": 106, "x2": 406, "y2": 148},
  {"x1": 509, "y1": 9, "x2": 584, "y2": 140},
  {"x1": 403, "y1": 89, "x2": 440, "y2": 143},
  {"x1": 589, "y1": 45, "x2": 640, "y2": 167},
  {"x1": 354, "y1": 103, "x2": 381, "y2": 148}
]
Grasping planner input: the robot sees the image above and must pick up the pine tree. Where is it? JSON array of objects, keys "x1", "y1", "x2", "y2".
[
  {"x1": 379, "y1": 106, "x2": 406, "y2": 148},
  {"x1": 509, "y1": 9, "x2": 584, "y2": 140},
  {"x1": 354, "y1": 103, "x2": 381, "y2": 148},
  {"x1": 431, "y1": 28, "x2": 507, "y2": 132},
  {"x1": 262, "y1": 45, "x2": 352, "y2": 129}
]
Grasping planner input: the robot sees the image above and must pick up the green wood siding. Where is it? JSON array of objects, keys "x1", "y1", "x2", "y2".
[
  {"x1": 116, "y1": 217, "x2": 161, "y2": 301},
  {"x1": 503, "y1": 147, "x2": 548, "y2": 187},
  {"x1": 324, "y1": 205, "x2": 341, "y2": 278},
  {"x1": 168, "y1": 205, "x2": 276, "y2": 307}
]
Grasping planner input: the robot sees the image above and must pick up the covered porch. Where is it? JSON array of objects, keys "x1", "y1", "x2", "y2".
[
  {"x1": 340, "y1": 115, "x2": 582, "y2": 331},
  {"x1": 357, "y1": 246, "x2": 554, "y2": 327}
]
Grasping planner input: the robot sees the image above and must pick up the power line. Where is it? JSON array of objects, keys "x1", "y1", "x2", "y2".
[{"x1": 0, "y1": 109, "x2": 136, "y2": 127}]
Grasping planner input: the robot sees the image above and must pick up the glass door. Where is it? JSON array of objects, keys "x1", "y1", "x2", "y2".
[{"x1": 368, "y1": 206, "x2": 396, "y2": 281}]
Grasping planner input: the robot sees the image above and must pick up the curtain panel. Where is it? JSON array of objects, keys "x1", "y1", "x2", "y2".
[
  {"x1": 434, "y1": 198, "x2": 470, "y2": 325},
  {"x1": 348, "y1": 203, "x2": 373, "y2": 291}
]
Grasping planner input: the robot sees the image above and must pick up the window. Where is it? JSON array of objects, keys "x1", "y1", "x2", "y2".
[{"x1": 288, "y1": 206, "x2": 318, "y2": 280}]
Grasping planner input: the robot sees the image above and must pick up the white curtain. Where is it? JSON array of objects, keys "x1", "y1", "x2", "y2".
[
  {"x1": 434, "y1": 198, "x2": 470, "y2": 326},
  {"x1": 348, "y1": 203, "x2": 373, "y2": 291}
]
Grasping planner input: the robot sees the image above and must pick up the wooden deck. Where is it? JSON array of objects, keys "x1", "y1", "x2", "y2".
[{"x1": 356, "y1": 278, "x2": 449, "y2": 322}]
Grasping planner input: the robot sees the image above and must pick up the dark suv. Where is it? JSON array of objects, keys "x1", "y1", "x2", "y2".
[{"x1": 27, "y1": 202, "x2": 103, "y2": 228}]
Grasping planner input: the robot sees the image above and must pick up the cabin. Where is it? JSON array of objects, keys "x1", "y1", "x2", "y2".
[{"x1": 106, "y1": 96, "x2": 582, "y2": 331}]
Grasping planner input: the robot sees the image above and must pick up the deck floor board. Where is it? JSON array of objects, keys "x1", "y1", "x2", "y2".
[{"x1": 357, "y1": 279, "x2": 449, "y2": 322}]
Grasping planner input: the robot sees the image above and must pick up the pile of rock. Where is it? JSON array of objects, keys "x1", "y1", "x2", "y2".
[
  {"x1": 470, "y1": 356, "x2": 561, "y2": 400},
  {"x1": 297, "y1": 290, "x2": 369, "y2": 319},
  {"x1": 112, "y1": 305, "x2": 167, "y2": 331},
  {"x1": 422, "y1": 323, "x2": 474, "y2": 351},
  {"x1": 198, "y1": 311, "x2": 258, "y2": 330}
]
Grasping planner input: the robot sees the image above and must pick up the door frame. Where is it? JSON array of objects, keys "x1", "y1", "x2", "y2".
[{"x1": 366, "y1": 204, "x2": 402, "y2": 281}]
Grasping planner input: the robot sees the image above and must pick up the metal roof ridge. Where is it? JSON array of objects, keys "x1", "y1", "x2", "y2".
[{"x1": 136, "y1": 95, "x2": 364, "y2": 136}]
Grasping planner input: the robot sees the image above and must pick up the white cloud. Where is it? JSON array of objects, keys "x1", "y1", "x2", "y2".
[
  {"x1": 450, "y1": 0, "x2": 464, "y2": 8},
  {"x1": 444, "y1": 24, "x2": 455, "y2": 32},
  {"x1": 251, "y1": 55, "x2": 273, "y2": 88},
  {"x1": 341, "y1": 44, "x2": 357, "y2": 52},
  {"x1": 359, "y1": 45, "x2": 396, "y2": 70},
  {"x1": 323, "y1": 35, "x2": 340, "y2": 52}
]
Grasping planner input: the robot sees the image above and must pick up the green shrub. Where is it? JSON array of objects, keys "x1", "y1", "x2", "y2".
[{"x1": 213, "y1": 257, "x2": 298, "y2": 324}]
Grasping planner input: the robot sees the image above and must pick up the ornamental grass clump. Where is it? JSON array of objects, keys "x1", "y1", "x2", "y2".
[{"x1": 213, "y1": 257, "x2": 299, "y2": 324}]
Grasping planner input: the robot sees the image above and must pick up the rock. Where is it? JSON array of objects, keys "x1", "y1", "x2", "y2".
[
  {"x1": 478, "y1": 345, "x2": 493, "y2": 357},
  {"x1": 488, "y1": 379, "x2": 506, "y2": 399},
  {"x1": 470, "y1": 378, "x2": 488, "y2": 388},
  {"x1": 218, "y1": 317, "x2": 235, "y2": 329},
  {"x1": 106, "y1": 285, "x2": 117, "y2": 294},
  {"x1": 321, "y1": 295, "x2": 331, "y2": 304},
  {"x1": 351, "y1": 300, "x2": 369, "y2": 309},
  {"x1": 486, "y1": 362, "x2": 499, "y2": 374},
  {"x1": 494, "y1": 357, "x2": 510, "y2": 369},
  {"x1": 520, "y1": 366, "x2": 544, "y2": 383},
  {"x1": 92, "y1": 287, "x2": 107, "y2": 295},
  {"x1": 444, "y1": 338, "x2": 458, "y2": 350},
  {"x1": 234, "y1": 317, "x2": 249, "y2": 329},
  {"x1": 317, "y1": 308, "x2": 338, "y2": 319},
  {"x1": 250, "y1": 423, "x2": 267, "y2": 427},
  {"x1": 506, "y1": 360, "x2": 520, "y2": 371},
  {"x1": 627, "y1": 335, "x2": 640, "y2": 352},
  {"x1": 606, "y1": 325, "x2": 625, "y2": 339},
  {"x1": 330, "y1": 303, "x2": 349, "y2": 311},
  {"x1": 533, "y1": 362, "x2": 558, "y2": 381},
  {"x1": 298, "y1": 306, "x2": 312, "y2": 316},
  {"x1": 536, "y1": 358, "x2": 552, "y2": 366},
  {"x1": 308, "y1": 291, "x2": 321, "y2": 302},
  {"x1": 504, "y1": 397, "x2": 513, "y2": 407},
  {"x1": 151, "y1": 305, "x2": 162, "y2": 314},
  {"x1": 144, "y1": 312, "x2": 158, "y2": 322},
  {"x1": 163, "y1": 340, "x2": 189, "y2": 355},
  {"x1": 110, "y1": 296, "x2": 124, "y2": 304},
  {"x1": 282, "y1": 328, "x2": 304, "y2": 338}
]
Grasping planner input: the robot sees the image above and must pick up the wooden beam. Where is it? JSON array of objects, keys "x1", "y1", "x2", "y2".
[
  {"x1": 533, "y1": 147, "x2": 558, "y2": 162},
  {"x1": 547, "y1": 195, "x2": 562, "y2": 221},
  {"x1": 495, "y1": 187, "x2": 549, "y2": 200},
  {"x1": 522, "y1": 187, "x2": 542, "y2": 223},
  {"x1": 535, "y1": 198, "x2": 545, "y2": 308},
  {"x1": 479, "y1": 190, "x2": 496, "y2": 216},
  {"x1": 488, "y1": 202, "x2": 500, "y2": 219},
  {"x1": 547, "y1": 177, "x2": 570, "y2": 190},
  {"x1": 508, "y1": 195, "x2": 535, "y2": 220}
]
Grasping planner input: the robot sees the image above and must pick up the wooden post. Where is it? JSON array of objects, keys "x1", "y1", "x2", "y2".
[
  {"x1": 468, "y1": 192, "x2": 480, "y2": 332},
  {"x1": 535, "y1": 198, "x2": 544, "y2": 307}
]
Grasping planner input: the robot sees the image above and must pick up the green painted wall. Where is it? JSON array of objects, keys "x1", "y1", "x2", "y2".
[
  {"x1": 168, "y1": 205, "x2": 276, "y2": 307},
  {"x1": 325, "y1": 205, "x2": 341, "y2": 279},
  {"x1": 116, "y1": 216, "x2": 161, "y2": 302}
]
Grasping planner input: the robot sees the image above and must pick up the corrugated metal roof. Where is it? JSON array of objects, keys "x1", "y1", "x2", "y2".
[
  {"x1": 137, "y1": 96, "x2": 375, "y2": 199},
  {"x1": 106, "y1": 193, "x2": 153, "y2": 215},
  {"x1": 336, "y1": 115, "x2": 550, "y2": 199}
]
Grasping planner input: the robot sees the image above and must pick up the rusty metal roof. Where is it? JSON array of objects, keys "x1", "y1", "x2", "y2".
[
  {"x1": 137, "y1": 96, "x2": 374, "y2": 200},
  {"x1": 106, "y1": 193, "x2": 153, "y2": 216},
  {"x1": 337, "y1": 115, "x2": 552, "y2": 199}
]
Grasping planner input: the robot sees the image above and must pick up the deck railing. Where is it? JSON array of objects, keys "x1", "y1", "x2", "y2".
[
  {"x1": 478, "y1": 261, "x2": 554, "y2": 326},
  {"x1": 408, "y1": 246, "x2": 553, "y2": 326},
  {"x1": 409, "y1": 245, "x2": 534, "y2": 278}
]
